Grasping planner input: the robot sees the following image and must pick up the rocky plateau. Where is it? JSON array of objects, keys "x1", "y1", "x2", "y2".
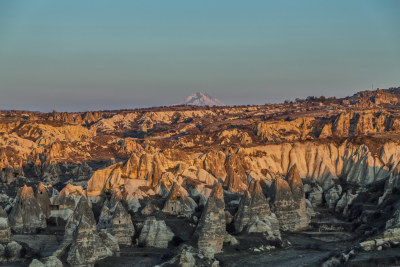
[{"x1": 1, "y1": 87, "x2": 400, "y2": 266}]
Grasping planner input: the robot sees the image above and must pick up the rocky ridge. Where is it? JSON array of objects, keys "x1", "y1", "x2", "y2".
[{"x1": 1, "y1": 87, "x2": 400, "y2": 265}]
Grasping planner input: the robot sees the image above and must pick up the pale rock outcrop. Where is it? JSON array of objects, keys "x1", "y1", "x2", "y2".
[
  {"x1": 63, "y1": 196, "x2": 95, "y2": 245},
  {"x1": 255, "y1": 117, "x2": 314, "y2": 142},
  {"x1": 379, "y1": 162, "x2": 400, "y2": 204},
  {"x1": 108, "y1": 202, "x2": 135, "y2": 246},
  {"x1": 162, "y1": 183, "x2": 197, "y2": 217},
  {"x1": 8, "y1": 185, "x2": 46, "y2": 233},
  {"x1": 335, "y1": 190, "x2": 359, "y2": 216},
  {"x1": 42, "y1": 256, "x2": 63, "y2": 267},
  {"x1": 36, "y1": 183, "x2": 51, "y2": 218},
  {"x1": 233, "y1": 180, "x2": 279, "y2": 238},
  {"x1": 0, "y1": 206, "x2": 12, "y2": 243},
  {"x1": 269, "y1": 176, "x2": 309, "y2": 231},
  {"x1": 159, "y1": 245, "x2": 220, "y2": 267},
  {"x1": 194, "y1": 182, "x2": 226, "y2": 257},
  {"x1": 29, "y1": 256, "x2": 63, "y2": 267},
  {"x1": 360, "y1": 209, "x2": 400, "y2": 251},
  {"x1": 138, "y1": 216, "x2": 174, "y2": 248},
  {"x1": 52, "y1": 184, "x2": 85, "y2": 222},
  {"x1": 97, "y1": 203, "x2": 111, "y2": 230},
  {"x1": 181, "y1": 167, "x2": 218, "y2": 186},
  {"x1": 304, "y1": 183, "x2": 324, "y2": 207},
  {"x1": 247, "y1": 214, "x2": 280, "y2": 239},
  {"x1": 67, "y1": 215, "x2": 110, "y2": 267},
  {"x1": 201, "y1": 151, "x2": 227, "y2": 180},
  {"x1": 29, "y1": 259, "x2": 45, "y2": 267},
  {"x1": 324, "y1": 184, "x2": 343, "y2": 209},
  {"x1": 99, "y1": 230, "x2": 120, "y2": 255},
  {"x1": 224, "y1": 234, "x2": 239, "y2": 246},
  {"x1": 224, "y1": 154, "x2": 247, "y2": 193}
]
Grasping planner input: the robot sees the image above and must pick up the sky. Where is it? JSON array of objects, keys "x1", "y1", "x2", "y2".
[{"x1": 0, "y1": 0, "x2": 399, "y2": 112}]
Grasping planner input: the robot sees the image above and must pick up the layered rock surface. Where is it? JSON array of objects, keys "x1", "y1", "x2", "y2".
[
  {"x1": 138, "y1": 216, "x2": 174, "y2": 248},
  {"x1": 194, "y1": 182, "x2": 226, "y2": 257},
  {"x1": 269, "y1": 166, "x2": 309, "y2": 231},
  {"x1": 162, "y1": 183, "x2": 197, "y2": 217},
  {"x1": 234, "y1": 180, "x2": 280, "y2": 240},
  {"x1": 8, "y1": 185, "x2": 46, "y2": 233},
  {"x1": 108, "y1": 202, "x2": 135, "y2": 246},
  {"x1": 0, "y1": 206, "x2": 12, "y2": 243}
]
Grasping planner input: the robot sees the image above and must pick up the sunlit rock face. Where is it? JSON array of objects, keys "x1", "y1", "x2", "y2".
[
  {"x1": 8, "y1": 185, "x2": 46, "y2": 234},
  {"x1": 224, "y1": 154, "x2": 247, "y2": 193},
  {"x1": 83, "y1": 141, "x2": 399, "y2": 201},
  {"x1": 194, "y1": 182, "x2": 226, "y2": 257}
]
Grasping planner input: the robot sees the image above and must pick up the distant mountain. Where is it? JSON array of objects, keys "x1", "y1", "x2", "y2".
[{"x1": 177, "y1": 92, "x2": 226, "y2": 106}]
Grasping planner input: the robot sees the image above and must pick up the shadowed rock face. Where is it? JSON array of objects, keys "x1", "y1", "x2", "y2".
[
  {"x1": 108, "y1": 202, "x2": 135, "y2": 246},
  {"x1": 8, "y1": 185, "x2": 46, "y2": 234},
  {"x1": 63, "y1": 197, "x2": 96, "y2": 245},
  {"x1": 0, "y1": 206, "x2": 12, "y2": 243},
  {"x1": 36, "y1": 183, "x2": 51, "y2": 218},
  {"x1": 234, "y1": 180, "x2": 272, "y2": 233},
  {"x1": 138, "y1": 216, "x2": 174, "y2": 248},
  {"x1": 269, "y1": 172, "x2": 309, "y2": 231},
  {"x1": 67, "y1": 215, "x2": 110, "y2": 267},
  {"x1": 194, "y1": 182, "x2": 226, "y2": 257},
  {"x1": 162, "y1": 183, "x2": 197, "y2": 217}
]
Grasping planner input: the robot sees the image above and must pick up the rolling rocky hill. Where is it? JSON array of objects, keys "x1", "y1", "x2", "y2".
[{"x1": 1, "y1": 87, "x2": 400, "y2": 266}]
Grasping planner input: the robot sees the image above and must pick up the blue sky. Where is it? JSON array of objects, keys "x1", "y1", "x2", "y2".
[{"x1": 0, "y1": 0, "x2": 399, "y2": 111}]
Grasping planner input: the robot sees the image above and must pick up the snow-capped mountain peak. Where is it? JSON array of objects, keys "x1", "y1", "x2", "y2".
[{"x1": 178, "y1": 92, "x2": 225, "y2": 106}]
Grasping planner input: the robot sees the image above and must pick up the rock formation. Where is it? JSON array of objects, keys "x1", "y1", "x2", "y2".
[
  {"x1": 234, "y1": 180, "x2": 280, "y2": 239},
  {"x1": 159, "y1": 245, "x2": 220, "y2": 267},
  {"x1": 63, "y1": 196, "x2": 95, "y2": 244},
  {"x1": 138, "y1": 216, "x2": 174, "y2": 248},
  {"x1": 108, "y1": 202, "x2": 135, "y2": 246},
  {"x1": 194, "y1": 182, "x2": 226, "y2": 257},
  {"x1": 224, "y1": 154, "x2": 247, "y2": 193},
  {"x1": 269, "y1": 171, "x2": 309, "y2": 231},
  {"x1": 162, "y1": 182, "x2": 197, "y2": 217},
  {"x1": 36, "y1": 183, "x2": 51, "y2": 218},
  {"x1": 67, "y1": 215, "x2": 110, "y2": 267},
  {"x1": 0, "y1": 206, "x2": 12, "y2": 243},
  {"x1": 8, "y1": 185, "x2": 46, "y2": 233}
]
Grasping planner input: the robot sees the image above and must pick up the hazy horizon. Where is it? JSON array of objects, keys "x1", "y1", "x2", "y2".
[{"x1": 1, "y1": 0, "x2": 399, "y2": 112}]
